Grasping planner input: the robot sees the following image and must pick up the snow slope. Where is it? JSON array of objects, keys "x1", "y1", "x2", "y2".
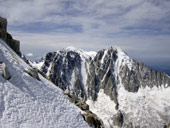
[{"x1": 0, "y1": 39, "x2": 90, "y2": 128}]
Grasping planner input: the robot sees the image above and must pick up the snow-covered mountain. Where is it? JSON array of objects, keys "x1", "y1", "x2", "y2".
[
  {"x1": 0, "y1": 39, "x2": 92, "y2": 127},
  {"x1": 31, "y1": 46, "x2": 170, "y2": 128}
]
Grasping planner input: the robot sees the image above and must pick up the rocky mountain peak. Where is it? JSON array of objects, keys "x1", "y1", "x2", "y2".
[
  {"x1": 30, "y1": 46, "x2": 170, "y2": 128},
  {"x1": 35, "y1": 46, "x2": 170, "y2": 99}
]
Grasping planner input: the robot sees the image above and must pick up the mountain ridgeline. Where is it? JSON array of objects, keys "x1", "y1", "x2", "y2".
[
  {"x1": 37, "y1": 47, "x2": 170, "y2": 104},
  {"x1": 0, "y1": 17, "x2": 21, "y2": 55},
  {"x1": 32, "y1": 47, "x2": 170, "y2": 127}
]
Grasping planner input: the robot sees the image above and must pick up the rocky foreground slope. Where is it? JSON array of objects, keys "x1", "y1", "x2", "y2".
[
  {"x1": 0, "y1": 17, "x2": 93, "y2": 128},
  {"x1": 32, "y1": 46, "x2": 170, "y2": 128},
  {"x1": 0, "y1": 38, "x2": 92, "y2": 128}
]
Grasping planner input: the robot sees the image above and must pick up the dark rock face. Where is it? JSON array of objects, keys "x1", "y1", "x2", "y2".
[
  {"x1": 82, "y1": 112, "x2": 104, "y2": 128},
  {"x1": 39, "y1": 47, "x2": 170, "y2": 104},
  {"x1": 0, "y1": 17, "x2": 21, "y2": 55},
  {"x1": 41, "y1": 51, "x2": 85, "y2": 99},
  {"x1": 40, "y1": 48, "x2": 120, "y2": 104},
  {"x1": 120, "y1": 60, "x2": 170, "y2": 92}
]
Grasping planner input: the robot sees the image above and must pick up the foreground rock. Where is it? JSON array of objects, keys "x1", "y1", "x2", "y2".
[
  {"x1": 26, "y1": 68, "x2": 40, "y2": 81},
  {"x1": 64, "y1": 89, "x2": 104, "y2": 128},
  {"x1": 0, "y1": 62, "x2": 11, "y2": 80},
  {"x1": 0, "y1": 16, "x2": 21, "y2": 55}
]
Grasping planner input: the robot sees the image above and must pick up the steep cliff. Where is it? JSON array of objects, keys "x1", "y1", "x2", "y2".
[{"x1": 0, "y1": 16, "x2": 20, "y2": 55}]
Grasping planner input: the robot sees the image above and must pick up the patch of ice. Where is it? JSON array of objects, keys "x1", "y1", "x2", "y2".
[
  {"x1": 70, "y1": 68, "x2": 76, "y2": 90},
  {"x1": 46, "y1": 62, "x2": 52, "y2": 76},
  {"x1": 101, "y1": 50, "x2": 107, "y2": 64},
  {"x1": 81, "y1": 61, "x2": 88, "y2": 92}
]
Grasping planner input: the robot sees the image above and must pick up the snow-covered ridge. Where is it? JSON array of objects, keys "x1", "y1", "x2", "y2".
[
  {"x1": 0, "y1": 39, "x2": 90, "y2": 128},
  {"x1": 29, "y1": 44, "x2": 170, "y2": 128},
  {"x1": 65, "y1": 46, "x2": 97, "y2": 59},
  {"x1": 113, "y1": 46, "x2": 133, "y2": 71},
  {"x1": 65, "y1": 46, "x2": 133, "y2": 71}
]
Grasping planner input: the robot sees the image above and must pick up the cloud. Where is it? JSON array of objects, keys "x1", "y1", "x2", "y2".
[
  {"x1": 26, "y1": 53, "x2": 33, "y2": 57},
  {"x1": 0, "y1": 0, "x2": 170, "y2": 67}
]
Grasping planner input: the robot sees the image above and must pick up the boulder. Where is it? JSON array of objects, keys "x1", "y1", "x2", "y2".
[
  {"x1": 26, "y1": 68, "x2": 40, "y2": 81},
  {"x1": 112, "y1": 111, "x2": 124, "y2": 127},
  {"x1": 82, "y1": 112, "x2": 104, "y2": 128},
  {"x1": 1, "y1": 63, "x2": 11, "y2": 80},
  {"x1": 64, "y1": 90, "x2": 76, "y2": 103},
  {"x1": 127, "y1": 122, "x2": 133, "y2": 128},
  {"x1": 64, "y1": 89, "x2": 70, "y2": 95},
  {"x1": 76, "y1": 100, "x2": 89, "y2": 110}
]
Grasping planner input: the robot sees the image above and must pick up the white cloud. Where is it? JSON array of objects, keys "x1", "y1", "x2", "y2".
[
  {"x1": 26, "y1": 53, "x2": 33, "y2": 57},
  {"x1": 0, "y1": 0, "x2": 170, "y2": 64}
]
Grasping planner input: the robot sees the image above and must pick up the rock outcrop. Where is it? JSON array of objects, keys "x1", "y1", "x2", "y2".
[
  {"x1": 64, "y1": 89, "x2": 104, "y2": 128},
  {"x1": 26, "y1": 68, "x2": 40, "y2": 81},
  {"x1": 120, "y1": 60, "x2": 170, "y2": 92},
  {"x1": 112, "y1": 111, "x2": 124, "y2": 127},
  {"x1": 0, "y1": 62, "x2": 11, "y2": 80},
  {"x1": 0, "y1": 16, "x2": 21, "y2": 55}
]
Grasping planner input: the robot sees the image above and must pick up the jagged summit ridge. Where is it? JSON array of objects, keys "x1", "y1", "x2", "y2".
[
  {"x1": 35, "y1": 46, "x2": 170, "y2": 97},
  {"x1": 30, "y1": 46, "x2": 170, "y2": 128}
]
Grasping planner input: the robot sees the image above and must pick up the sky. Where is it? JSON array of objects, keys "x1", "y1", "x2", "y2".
[{"x1": 0, "y1": 0, "x2": 170, "y2": 74}]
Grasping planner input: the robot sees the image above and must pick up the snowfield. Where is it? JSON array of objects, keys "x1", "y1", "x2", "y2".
[{"x1": 0, "y1": 39, "x2": 90, "y2": 128}]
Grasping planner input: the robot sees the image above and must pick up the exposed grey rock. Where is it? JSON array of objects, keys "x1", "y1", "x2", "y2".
[
  {"x1": 41, "y1": 51, "x2": 86, "y2": 99},
  {"x1": 64, "y1": 89, "x2": 76, "y2": 103},
  {"x1": 112, "y1": 111, "x2": 124, "y2": 127},
  {"x1": 26, "y1": 68, "x2": 40, "y2": 81},
  {"x1": 64, "y1": 89, "x2": 70, "y2": 95},
  {"x1": 1, "y1": 63, "x2": 11, "y2": 80},
  {"x1": 120, "y1": 60, "x2": 170, "y2": 92},
  {"x1": 82, "y1": 111, "x2": 104, "y2": 128},
  {"x1": 0, "y1": 16, "x2": 21, "y2": 55},
  {"x1": 76, "y1": 99, "x2": 89, "y2": 110},
  {"x1": 64, "y1": 91, "x2": 104, "y2": 127}
]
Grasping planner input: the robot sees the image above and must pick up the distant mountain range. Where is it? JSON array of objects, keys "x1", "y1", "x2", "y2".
[{"x1": 30, "y1": 46, "x2": 170, "y2": 128}]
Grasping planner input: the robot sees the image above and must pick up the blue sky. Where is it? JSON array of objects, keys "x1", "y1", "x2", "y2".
[{"x1": 0, "y1": 0, "x2": 170, "y2": 73}]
